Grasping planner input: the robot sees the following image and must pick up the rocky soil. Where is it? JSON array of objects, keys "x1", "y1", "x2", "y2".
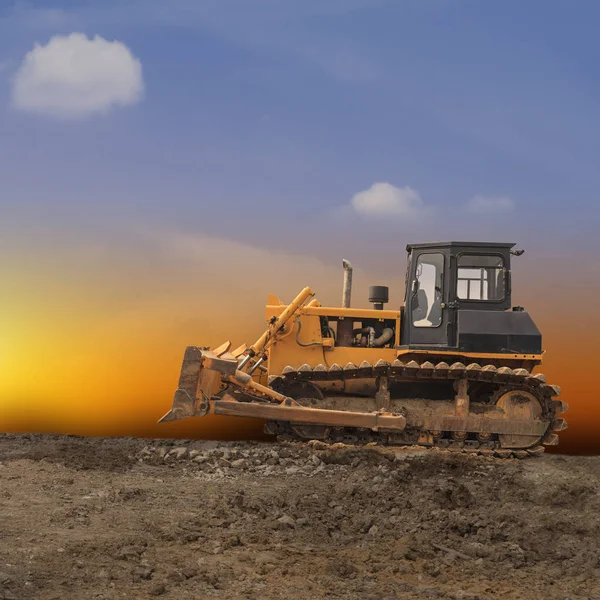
[{"x1": 0, "y1": 434, "x2": 598, "y2": 600}]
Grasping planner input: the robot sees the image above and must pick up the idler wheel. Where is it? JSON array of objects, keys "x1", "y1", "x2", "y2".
[{"x1": 495, "y1": 389, "x2": 543, "y2": 449}]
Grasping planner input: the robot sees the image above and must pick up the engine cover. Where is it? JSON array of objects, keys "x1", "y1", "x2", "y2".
[{"x1": 457, "y1": 309, "x2": 542, "y2": 354}]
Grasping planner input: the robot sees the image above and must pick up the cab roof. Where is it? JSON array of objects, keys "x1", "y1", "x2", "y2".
[{"x1": 405, "y1": 241, "x2": 516, "y2": 252}]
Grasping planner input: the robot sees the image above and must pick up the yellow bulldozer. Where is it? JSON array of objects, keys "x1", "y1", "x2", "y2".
[{"x1": 160, "y1": 241, "x2": 567, "y2": 457}]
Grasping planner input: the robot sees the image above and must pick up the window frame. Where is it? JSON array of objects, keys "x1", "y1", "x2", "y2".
[
  {"x1": 412, "y1": 251, "x2": 445, "y2": 329},
  {"x1": 455, "y1": 252, "x2": 506, "y2": 304}
]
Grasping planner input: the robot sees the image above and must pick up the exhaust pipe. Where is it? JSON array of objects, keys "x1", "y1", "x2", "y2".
[
  {"x1": 339, "y1": 259, "x2": 354, "y2": 346},
  {"x1": 342, "y1": 259, "x2": 353, "y2": 308}
]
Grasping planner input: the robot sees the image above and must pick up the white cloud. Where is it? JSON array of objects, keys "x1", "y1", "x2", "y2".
[
  {"x1": 467, "y1": 195, "x2": 515, "y2": 214},
  {"x1": 350, "y1": 182, "x2": 427, "y2": 218},
  {"x1": 131, "y1": 225, "x2": 371, "y2": 309},
  {"x1": 11, "y1": 33, "x2": 143, "y2": 119}
]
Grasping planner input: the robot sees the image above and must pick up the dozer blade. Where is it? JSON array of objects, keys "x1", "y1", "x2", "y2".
[
  {"x1": 161, "y1": 287, "x2": 318, "y2": 425},
  {"x1": 159, "y1": 388, "x2": 198, "y2": 423},
  {"x1": 159, "y1": 346, "x2": 238, "y2": 423}
]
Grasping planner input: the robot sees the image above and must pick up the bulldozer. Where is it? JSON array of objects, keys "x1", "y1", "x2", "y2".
[{"x1": 160, "y1": 241, "x2": 567, "y2": 457}]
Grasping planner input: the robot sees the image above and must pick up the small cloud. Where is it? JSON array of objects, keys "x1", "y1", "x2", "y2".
[
  {"x1": 11, "y1": 33, "x2": 143, "y2": 119},
  {"x1": 467, "y1": 195, "x2": 515, "y2": 214},
  {"x1": 350, "y1": 182, "x2": 427, "y2": 218}
]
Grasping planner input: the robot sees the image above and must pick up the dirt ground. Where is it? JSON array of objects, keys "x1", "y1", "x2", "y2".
[{"x1": 0, "y1": 434, "x2": 598, "y2": 600}]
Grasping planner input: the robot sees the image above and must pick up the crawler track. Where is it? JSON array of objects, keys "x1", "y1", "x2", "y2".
[
  {"x1": 266, "y1": 358, "x2": 568, "y2": 457},
  {"x1": 273, "y1": 425, "x2": 550, "y2": 459}
]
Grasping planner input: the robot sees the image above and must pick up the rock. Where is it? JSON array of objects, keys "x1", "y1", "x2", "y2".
[
  {"x1": 189, "y1": 450, "x2": 201, "y2": 459},
  {"x1": 193, "y1": 455, "x2": 208, "y2": 464},
  {"x1": 423, "y1": 561, "x2": 441, "y2": 577},
  {"x1": 169, "y1": 447, "x2": 188, "y2": 460},
  {"x1": 367, "y1": 525, "x2": 379, "y2": 536},
  {"x1": 308, "y1": 440, "x2": 328, "y2": 450},
  {"x1": 329, "y1": 560, "x2": 357, "y2": 579},
  {"x1": 285, "y1": 466, "x2": 300, "y2": 475},
  {"x1": 231, "y1": 458, "x2": 247, "y2": 469},
  {"x1": 223, "y1": 534, "x2": 242, "y2": 549},
  {"x1": 465, "y1": 542, "x2": 491, "y2": 558},
  {"x1": 277, "y1": 515, "x2": 296, "y2": 528},
  {"x1": 296, "y1": 517, "x2": 310, "y2": 526},
  {"x1": 157, "y1": 447, "x2": 168, "y2": 458},
  {"x1": 230, "y1": 490, "x2": 245, "y2": 508},
  {"x1": 311, "y1": 455, "x2": 322, "y2": 466},
  {"x1": 505, "y1": 542, "x2": 525, "y2": 562},
  {"x1": 182, "y1": 567, "x2": 198, "y2": 579},
  {"x1": 149, "y1": 582, "x2": 166, "y2": 596},
  {"x1": 132, "y1": 566, "x2": 154, "y2": 581}
]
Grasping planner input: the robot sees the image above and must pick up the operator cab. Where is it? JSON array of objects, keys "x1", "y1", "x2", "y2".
[{"x1": 399, "y1": 242, "x2": 541, "y2": 354}]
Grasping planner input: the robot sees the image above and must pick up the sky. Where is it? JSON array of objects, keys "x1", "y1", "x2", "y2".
[{"x1": 0, "y1": 0, "x2": 599, "y2": 451}]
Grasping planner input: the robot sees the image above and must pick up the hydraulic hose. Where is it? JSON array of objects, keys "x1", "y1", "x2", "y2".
[
  {"x1": 373, "y1": 327, "x2": 394, "y2": 347},
  {"x1": 295, "y1": 317, "x2": 323, "y2": 347}
]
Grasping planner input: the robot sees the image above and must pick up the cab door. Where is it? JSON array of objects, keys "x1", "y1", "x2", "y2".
[{"x1": 404, "y1": 251, "x2": 451, "y2": 347}]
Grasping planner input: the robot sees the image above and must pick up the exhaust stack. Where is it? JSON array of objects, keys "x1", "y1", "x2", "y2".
[
  {"x1": 338, "y1": 259, "x2": 354, "y2": 346},
  {"x1": 341, "y1": 259, "x2": 353, "y2": 308}
]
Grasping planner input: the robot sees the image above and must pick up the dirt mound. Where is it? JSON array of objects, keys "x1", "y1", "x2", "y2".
[
  {"x1": 0, "y1": 435, "x2": 598, "y2": 599},
  {"x1": 0, "y1": 433, "x2": 143, "y2": 471}
]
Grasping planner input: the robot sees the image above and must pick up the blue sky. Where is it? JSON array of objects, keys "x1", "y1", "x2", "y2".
[{"x1": 1, "y1": 0, "x2": 599, "y2": 275}]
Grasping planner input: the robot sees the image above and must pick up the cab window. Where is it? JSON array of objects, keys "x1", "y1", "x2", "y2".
[
  {"x1": 457, "y1": 255, "x2": 505, "y2": 301},
  {"x1": 412, "y1": 253, "x2": 444, "y2": 327}
]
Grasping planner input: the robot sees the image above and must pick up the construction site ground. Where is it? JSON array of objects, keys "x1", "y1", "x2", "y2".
[{"x1": 0, "y1": 434, "x2": 598, "y2": 600}]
